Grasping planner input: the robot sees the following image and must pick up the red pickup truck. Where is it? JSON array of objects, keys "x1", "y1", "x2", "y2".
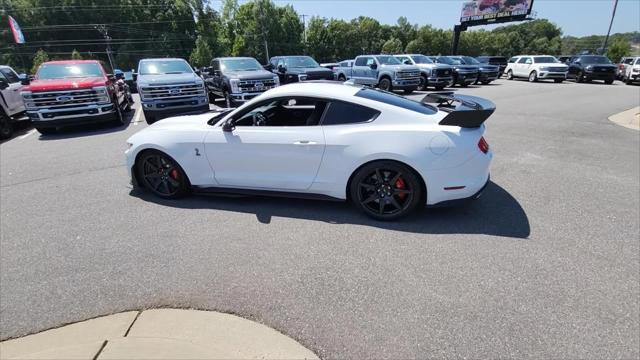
[{"x1": 21, "y1": 60, "x2": 133, "y2": 135}]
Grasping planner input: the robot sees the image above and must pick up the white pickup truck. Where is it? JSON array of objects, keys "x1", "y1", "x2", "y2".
[{"x1": 0, "y1": 65, "x2": 27, "y2": 139}]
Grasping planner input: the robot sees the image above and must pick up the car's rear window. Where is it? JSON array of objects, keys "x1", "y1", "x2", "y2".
[{"x1": 355, "y1": 88, "x2": 437, "y2": 115}]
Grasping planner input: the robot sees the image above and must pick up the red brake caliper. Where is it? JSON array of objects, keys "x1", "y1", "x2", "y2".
[
  {"x1": 395, "y1": 177, "x2": 407, "y2": 200},
  {"x1": 169, "y1": 169, "x2": 179, "y2": 180}
]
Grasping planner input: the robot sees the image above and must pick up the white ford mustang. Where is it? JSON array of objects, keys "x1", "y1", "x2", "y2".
[{"x1": 125, "y1": 82, "x2": 494, "y2": 220}]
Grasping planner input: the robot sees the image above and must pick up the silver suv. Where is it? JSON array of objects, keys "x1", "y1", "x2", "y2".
[{"x1": 394, "y1": 54, "x2": 453, "y2": 91}]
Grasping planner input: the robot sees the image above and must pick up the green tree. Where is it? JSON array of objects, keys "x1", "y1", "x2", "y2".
[
  {"x1": 381, "y1": 38, "x2": 403, "y2": 54},
  {"x1": 189, "y1": 36, "x2": 213, "y2": 67},
  {"x1": 31, "y1": 49, "x2": 49, "y2": 74},
  {"x1": 71, "y1": 49, "x2": 83, "y2": 60},
  {"x1": 607, "y1": 38, "x2": 631, "y2": 63}
]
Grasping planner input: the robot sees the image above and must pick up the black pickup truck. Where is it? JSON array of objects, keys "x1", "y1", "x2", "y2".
[
  {"x1": 567, "y1": 55, "x2": 617, "y2": 84},
  {"x1": 476, "y1": 56, "x2": 508, "y2": 77},
  {"x1": 266, "y1": 56, "x2": 334, "y2": 84}
]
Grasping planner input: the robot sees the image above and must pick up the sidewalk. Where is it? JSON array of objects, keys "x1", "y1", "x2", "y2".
[
  {"x1": 0, "y1": 309, "x2": 318, "y2": 360},
  {"x1": 609, "y1": 106, "x2": 640, "y2": 130}
]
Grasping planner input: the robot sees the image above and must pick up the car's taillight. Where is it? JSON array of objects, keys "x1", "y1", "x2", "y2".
[{"x1": 478, "y1": 136, "x2": 489, "y2": 154}]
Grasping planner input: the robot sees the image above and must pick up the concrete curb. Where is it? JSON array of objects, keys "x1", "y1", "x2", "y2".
[
  {"x1": 608, "y1": 106, "x2": 640, "y2": 130},
  {"x1": 0, "y1": 309, "x2": 318, "y2": 360}
]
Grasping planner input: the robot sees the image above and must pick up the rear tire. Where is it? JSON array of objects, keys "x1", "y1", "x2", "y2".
[
  {"x1": 378, "y1": 77, "x2": 392, "y2": 92},
  {"x1": 0, "y1": 112, "x2": 13, "y2": 139},
  {"x1": 136, "y1": 150, "x2": 190, "y2": 199},
  {"x1": 349, "y1": 160, "x2": 423, "y2": 221}
]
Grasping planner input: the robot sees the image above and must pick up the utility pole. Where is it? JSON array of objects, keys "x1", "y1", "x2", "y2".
[
  {"x1": 601, "y1": 0, "x2": 619, "y2": 55},
  {"x1": 300, "y1": 14, "x2": 308, "y2": 44},
  {"x1": 258, "y1": 1, "x2": 269, "y2": 63},
  {"x1": 95, "y1": 25, "x2": 115, "y2": 71}
]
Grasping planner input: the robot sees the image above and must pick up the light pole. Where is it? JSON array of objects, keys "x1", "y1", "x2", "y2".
[{"x1": 601, "y1": 0, "x2": 619, "y2": 55}]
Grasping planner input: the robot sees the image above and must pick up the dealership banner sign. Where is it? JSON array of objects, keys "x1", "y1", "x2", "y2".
[
  {"x1": 460, "y1": 0, "x2": 533, "y2": 23},
  {"x1": 8, "y1": 15, "x2": 26, "y2": 44}
]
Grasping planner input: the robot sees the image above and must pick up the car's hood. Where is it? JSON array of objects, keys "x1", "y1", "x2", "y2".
[
  {"x1": 26, "y1": 77, "x2": 107, "y2": 92},
  {"x1": 585, "y1": 64, "x2": 617, "y2": 69},
  {"x1": 380, "y1": 64, "x2": 419, "y2": 72},
  {"x1": 454, "y1": 65, "x2": 478, "y2": 72},
  {"x1": 414, "y1": 63, "x2": 453, "y2": 70},
  {"x1": 286, "y1": 67, "x2": 333, "y2": 75},
  {"x1": 539, "y1": 64, "x2": 568, "y2": 69},
  {"x1": 224, "y1": 69, "x2": 276, "y2": 80},
  {"x1": 137, "y1": 72, "x2": 201, "y2": 86},
  {"x1": 478, "y1": 64, "x2": 499, "y2": 71}
]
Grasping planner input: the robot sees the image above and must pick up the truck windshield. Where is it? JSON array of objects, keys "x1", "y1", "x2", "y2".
[
  {"x1": 436, "y1": 57, "x2": 461, "y2": 65},
  {"x1": 37, "y1": 63, "x2": 103, "y2": 79},
  {"x1": 460, "y1": 56, "x2": 480, "y2": 65},
  {"x1": 284, "y1": 56, "x2": 319, "y2": 68},
  {"x1": 411, "y1": 55, "x2": 433, "y2": 64},
  {"x1": 533, "y1": 56, "x2": 560, "y2": 64},
  {"x1": 375, "y1": 56, "x2": 401, "y2": 65},
  {"x1": 580, "y1": 56, "x2": 612, "y2": 64},
  {"x1": 221, "y1": 58, "x2": 262, "y2": 71},
  {"x1": 139, "y1": 60, "x2": 193, "y2": 75}
]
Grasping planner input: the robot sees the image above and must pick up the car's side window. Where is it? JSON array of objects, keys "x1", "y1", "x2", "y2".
[
  {"x1": 212, "y1": 60, "x2": 220, "y2": 72},
  {"x1": 517, "y1": 57, "x2": 527, "y2": 64},
  {"x1": 321, "y1": 101, "x2": 380, "y2": 126},
  {"x1": 396, "y1": 56, "x2": 409, "y2": 64},
  {"x1": 509, "y1": 57, "x2": 518, "y2": 63},
  {"x1": 366, "y1": 58, "x2": 376, "y2": 66},
  {"x1": 624, "y1": 58, "x2": 634, "y2": 65},
  {"x1": 277, "y1": 58, "x2": 286, "y2": 68},
  {"x1": 233, "y1": 97, "x2": 328, "y2": 127},
  {"x1": 354, "y1": 57, "x2": 367, "y2": 66},
  {"x1": 0, "y1": 68, "x2": 20, "y2": 83}
]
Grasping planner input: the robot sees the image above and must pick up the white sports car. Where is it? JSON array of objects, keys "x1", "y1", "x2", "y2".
[{"x1": 125, "y1": 82, "x2": 494, "y2": 220}]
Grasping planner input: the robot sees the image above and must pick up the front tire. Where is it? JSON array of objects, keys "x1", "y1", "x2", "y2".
[
  {"x1": 338, "y1": 74, "x2": 346, "y2": 82},
  {"x1": 0, "y1": 112, "x2": 12, "y2": 139},
  {"x1": 143, "y1": 111, "x2": 156, "y2": 125},
  {"x1": 349, "y1": 160, "x2": 422, "y2": 221},
  {"x1": 605, "y1": 78, "x2": 614, "y2": 85},
  {"x1": 137, "y1": 150, "x2": 190, "y2": 199},
  {"x1": 417, "y1": 75, "x2": 428, "y2": 91},
  {"x1": 554, "y1": 79, "x2": 564, "y2": 83},
  {"x1": 528, "y1": 71, "x2": 538, "y2": 82},
  {"x1": 378, "y1": 78, "x2": 392, "y2": 92},
  {"x1": 576, "y1": 71, "x2": 584, "y2": 83},
  {"x1": 506, "y1": 70, "x2": 513, "y2": 80}
]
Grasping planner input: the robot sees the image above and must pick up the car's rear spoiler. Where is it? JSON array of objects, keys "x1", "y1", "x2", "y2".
[{"x1": 422, "y1": 92, "x2": 496, "y2": 128}]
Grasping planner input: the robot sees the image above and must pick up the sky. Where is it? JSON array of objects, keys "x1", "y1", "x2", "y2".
[{"x1": 213, "y1": 0, "x2": 640, "y2": 37}]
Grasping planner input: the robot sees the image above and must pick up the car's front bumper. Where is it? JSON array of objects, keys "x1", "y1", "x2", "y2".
[
  {"x1": 538, "y1": 71, "x2": 567, "y2": 79},
  {"x1": 141, "y1": 97, "x2": 209, "y2": 119},
  {"x1": 27, "y1": 103, "x2": 117, "y2": 128},
  {"x1": 427, "y1": 76, "x2": 453, "y2": 86},
  {"x1": 628, "y1": 72, "x2": 640, "y2": 82},
  {"x1": 478, "y1": 72, "x2": 499, "y2": 82},
  {"x1": 455, "y1": 72, "x2": 479, "y2": 84},
  {"x1": 584, "y1": 72, "x2": 616, "y2": 81},
  {"x1": 392, "y1": 78, "x2": 420, "y2": 89},
  {"x1": 229, "y1": 91, "x2": 266, "y2": 103}
]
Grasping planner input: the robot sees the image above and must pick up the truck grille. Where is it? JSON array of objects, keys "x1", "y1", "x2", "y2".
[
  {"x1": 435, "y1": 68, "x2": 452, "y2": 77},
  {"x1": 24, "y1": 89, "x2": 105, "y2": 109},
  {"x1": 238, "y1": 78, "x2": 277, "y2": 92},
  {"x1": 397, "y1": 71, "x2": 420, "y2": 79},
  {"x1": 593, "y1": 67, "x2": 615, "y2": 73},
  {"x1": 140, "y1": 83, "x2": 205, "y2": 100},
  {"x1": 305, "y1": 71, "x2": 333, "y2": 80}
]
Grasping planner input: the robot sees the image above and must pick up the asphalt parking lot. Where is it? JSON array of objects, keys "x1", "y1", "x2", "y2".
[{"x1": 1, "y1": 79, "x2": 639, "y2": 359}]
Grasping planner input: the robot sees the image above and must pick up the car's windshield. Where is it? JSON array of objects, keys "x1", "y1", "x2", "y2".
[
  {"x1": 355, "y1": 88, "x2": 437, "y2": 115},
  {"x1": 411, "y1": 55, "x2": 433, "y2": 64},
  {"x1": 220, "y1": 58, "x2": 262, "y2": 71},
  {"x1": 139, "y1": 60, "x2": 193, "y2": 75},
  {"x1": 36, "y1": 63, "x2": 103, "y2": 79},
  {"x1": 284, "y1": 56, "x2": 319, "y2": 68},
  {"x1": 437, "y1": 57, "x2": 461, "y2": 65},
  {"x1": 461, "y1": 56, "x2": 480, "y2": 65},
  {"x1": 580, "y1": 56, "x2": 612, "y2": 64},
  {"x1": 375, "y1": 56, "x2": 401, "y2": 65},
  {"x1": 533, "y1": 56, "x2": 560, "y2": 64}
]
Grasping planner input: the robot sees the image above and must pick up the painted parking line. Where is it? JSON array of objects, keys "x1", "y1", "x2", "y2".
[
  {"x1": 18, "y1": 129, "x2": 36, "y2": 140},
  {"x1": 132, "y1": 106, "x2": 143, "y2": 125}
]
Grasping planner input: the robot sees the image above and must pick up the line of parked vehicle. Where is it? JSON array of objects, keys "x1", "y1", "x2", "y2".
[{"x1": 1, "y1": 53, "x2": 638, "y2": 139}]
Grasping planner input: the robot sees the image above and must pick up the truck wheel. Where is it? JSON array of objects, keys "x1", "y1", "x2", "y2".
[
  {"x1": 223, "y1": 90, "x2": 235, "y2": 108},
  {"x1": 576, "y1": 71, "x2": 584, "y2": 83},
  {"x1": 35, "y1": 127, "x2": 56, "y2": 135},
  {"x1": 604, "y1": 78, "x2": 614, "y2": 85},
  {"x1": 144, "y1": 111, "x2": 156, "y2": 125},
  {"x1": 378, "y1": 78, "x2": 392, "y2": 92},
  {"x1": 0, "y1": 112, "x2": 12, "y2": 139},
  {"x1": 417, "y1": 75, "x2": 428, "y2": 91},
  {"x1": 338, "y1": 74, "x2": 346, "y2": 81}
]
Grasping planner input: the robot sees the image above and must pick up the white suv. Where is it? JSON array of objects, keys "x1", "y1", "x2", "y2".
[
  {"x1": 505, "y1": 55, "x2": 568, "y2": 83},
  {"x1": 0, "y1": 65, "x2": 27, "y2": 139},
  {"x1": 622, "y1": 56, "x2": 640, "y2": 85}
]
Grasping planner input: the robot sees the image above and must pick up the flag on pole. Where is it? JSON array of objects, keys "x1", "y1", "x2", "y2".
[{"x1": 8, "y1": 16, "x2": 26, "y2": 44}]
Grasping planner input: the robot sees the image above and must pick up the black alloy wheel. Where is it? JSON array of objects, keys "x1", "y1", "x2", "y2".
[
  {"x1": 137, "y1": 151, "x2": 189, "y2": 199},
  {"x1": 350, "y1": 161, "x2": 422, "y2": 220}
]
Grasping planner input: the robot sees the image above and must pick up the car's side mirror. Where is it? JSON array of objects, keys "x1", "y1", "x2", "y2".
[
  {"x1": 369, "y1": 63, "x2": 378, "y2": 70},
  {"x1": 0, "y1": 79, "x2": 8, "y2": 90},
  {"x1": 277, "y1": 65, "x2": 286, "y2": 73},
  {"x1": 222, "y1": 121, "x2": 235, "y2": 132}
]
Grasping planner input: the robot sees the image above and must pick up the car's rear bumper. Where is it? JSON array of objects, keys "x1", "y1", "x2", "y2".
[{"x1": 425, "y1": 150, "x2": 492, "y2": 206}]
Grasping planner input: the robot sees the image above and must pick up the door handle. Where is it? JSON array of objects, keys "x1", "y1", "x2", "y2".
[{"x1": 293, "y1": 140, "x2": 317, "y2": 145}]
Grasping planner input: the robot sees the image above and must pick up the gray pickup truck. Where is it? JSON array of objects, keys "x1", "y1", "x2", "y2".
[
  {"x1": 335, "y1": 59, "x2": 354, "y2": 81},
  {"x1": 394, "y1": 54, "x2": 453, "y2": 91},
  {"x1": 351, "y1": 55, "x2": 420, "y2": 93},
  {"x1": 204, "y1": 57, "x2": 280, "y2": 108},
  {"x1": 136, "y1": 58, "x2": 209, "y2": 124}
]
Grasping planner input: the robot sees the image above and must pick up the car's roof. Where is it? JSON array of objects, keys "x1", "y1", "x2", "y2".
[
  {"x1": 139, "y1": 58, "x2": 187, "y2": 62},
  {"x1": 41, "y1": 60, "x2": 101, "y2": 65},
  {"x1": 263, "y1": 82, "x2": 361, "y2": 99},
  {"x1": 216, "y1": 57, "x2": 257, "y2": 61}
]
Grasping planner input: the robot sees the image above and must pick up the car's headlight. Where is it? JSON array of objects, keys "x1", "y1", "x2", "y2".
[
  {"x1": 229, "y1": 79, "x2": 240, "y2": 93},
  {"x1": 298, "y1": 74, "x2": 307, "y2": 81},
  {"x1": 21, "y1": 91, "x2": 32, "y2": 99},
  {"x1": 273, "y1": 76, "x2": 280, "y2": 86},
  {"x1": 585, "y1": 66, "x2": 593, "y2": 71},
  {"x1": 93, "y1": 86, "x2": 108, "y2": 95}
]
